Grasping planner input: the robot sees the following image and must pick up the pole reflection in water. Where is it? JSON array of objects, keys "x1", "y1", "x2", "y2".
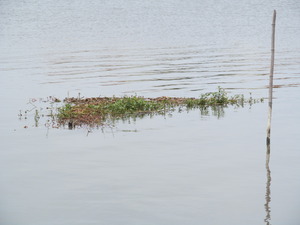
[{"x1": 264, "y1": 143, "x2": 272, "y2": 225}]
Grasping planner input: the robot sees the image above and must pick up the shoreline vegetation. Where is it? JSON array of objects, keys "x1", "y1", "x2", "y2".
[{"x1": 55, "y1": 88, "x2": 263, "y2": 129}]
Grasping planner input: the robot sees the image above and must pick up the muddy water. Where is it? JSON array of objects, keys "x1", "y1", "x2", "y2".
[{"x1": 1, "y1": 0, "x2": 300, "y2": 224}]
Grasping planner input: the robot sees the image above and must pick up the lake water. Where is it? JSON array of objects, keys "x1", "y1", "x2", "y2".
[{"x1": 0, "y1": 0, "x2": 300, "y2": 224}]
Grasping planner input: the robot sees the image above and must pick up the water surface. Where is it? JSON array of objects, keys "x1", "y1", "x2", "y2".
[{"x1": 0, "y1": 0, "x2": 300, "y2": 224}]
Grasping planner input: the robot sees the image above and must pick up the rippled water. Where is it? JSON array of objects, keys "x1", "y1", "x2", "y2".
[{"x1": 0, "y1": 0, "x2": 300, "y2": 224}]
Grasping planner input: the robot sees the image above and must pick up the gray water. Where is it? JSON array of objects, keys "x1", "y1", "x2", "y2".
[{"x1": 0, "y1": 0, "x2": 300, "y2": 224}]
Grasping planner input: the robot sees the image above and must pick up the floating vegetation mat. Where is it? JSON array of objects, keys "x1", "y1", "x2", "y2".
[{"x1": 19, "y1": 88, "x2": 264, "y2": 129}]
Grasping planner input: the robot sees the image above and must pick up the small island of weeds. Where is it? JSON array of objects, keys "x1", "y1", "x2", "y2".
[{"x1": 57, "y1": 88, "x2": 263, "y2": 128}]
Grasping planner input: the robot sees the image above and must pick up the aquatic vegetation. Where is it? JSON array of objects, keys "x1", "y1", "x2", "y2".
[
  {"x1": 18, "y1": 88, "x2": 263, "y2": 129},
  {"x1": 56, "y1": 88, "x2": 263, "y2": 128}
]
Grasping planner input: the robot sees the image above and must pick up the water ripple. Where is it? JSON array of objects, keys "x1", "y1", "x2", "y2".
[{"x1": 1, "y1": 46, "x2": 299, "y2": 97}]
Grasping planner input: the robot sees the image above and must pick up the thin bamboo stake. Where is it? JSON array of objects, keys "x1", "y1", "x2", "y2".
[{"x1": 267, "y1": 10, "x2": 276, "y2": 145}]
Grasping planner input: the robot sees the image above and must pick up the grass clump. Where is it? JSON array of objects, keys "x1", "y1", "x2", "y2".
[
  {"x1": 184, "y1": 87, "x2": 245, "y2": 107},
  {"x1": 56, "y1": 88, "x2": 263, "y2": 128},
  {"x1": 57, "y1": 96, "x2": 170, "y2": 128},
  {"x1": 104, "y1": 96, "x2": 165, "y2": 115}
]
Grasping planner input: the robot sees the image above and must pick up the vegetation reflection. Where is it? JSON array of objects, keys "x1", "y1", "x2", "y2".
[{"x1": 264, "y1": 144, "x2": 272, "y2": 225}]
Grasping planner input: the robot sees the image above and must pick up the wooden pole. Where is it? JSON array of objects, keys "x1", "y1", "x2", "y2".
[{"x1": 266, "y1": 10, "x2": 276, "y2": 145}]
